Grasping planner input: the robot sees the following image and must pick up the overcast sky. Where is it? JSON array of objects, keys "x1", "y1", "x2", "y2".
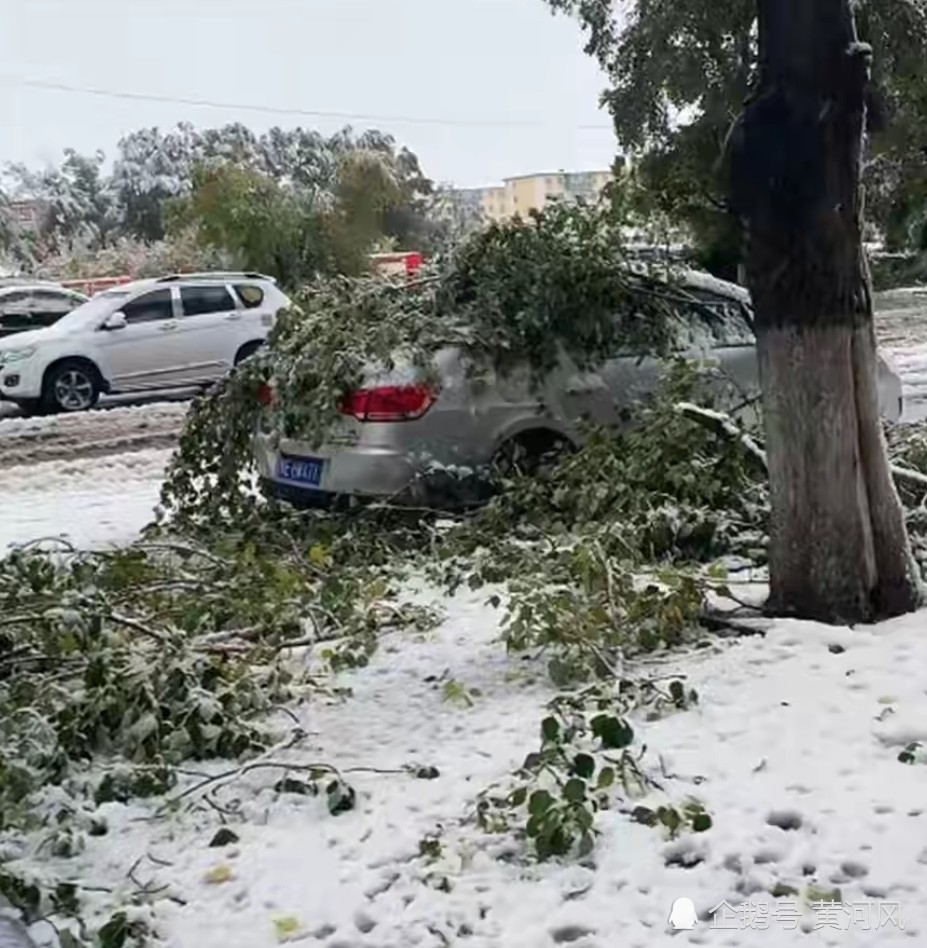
[{"x1": 0, "y1": 0, "x2": 618, "y2": 188}]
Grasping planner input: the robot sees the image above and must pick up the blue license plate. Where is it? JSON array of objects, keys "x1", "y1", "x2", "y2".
[{"x1": 277, "y1": 455, "x2": 324, "y2": 487}]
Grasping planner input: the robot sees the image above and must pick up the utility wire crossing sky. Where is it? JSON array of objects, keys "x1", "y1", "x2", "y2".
[
  {"x1": 0, "y1": 0, "x2": 619, "y2": 187},
  {"x1": 0, "y1": 75, "x2": 615, "y2": 132}
]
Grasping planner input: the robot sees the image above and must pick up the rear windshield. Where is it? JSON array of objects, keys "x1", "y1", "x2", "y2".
[{"x1": 234, "y1": 284, "x2": 264, "y2": 308}]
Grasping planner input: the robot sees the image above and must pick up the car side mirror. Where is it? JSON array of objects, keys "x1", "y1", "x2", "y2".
[{"x1": 102, "y1": 312, "x2": 127, "y2": 331}]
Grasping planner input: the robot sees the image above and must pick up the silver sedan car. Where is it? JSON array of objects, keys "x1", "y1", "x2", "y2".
[{"x1": 255, "y1": 269, "x2": 904, "y2": 507}]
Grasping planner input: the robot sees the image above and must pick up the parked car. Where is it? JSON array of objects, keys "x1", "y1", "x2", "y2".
[
  {"x1": 254, "y1": 268, "x2": 906, "y2": 508},
  {"x1": 0, "y1": 281, "x2": 89, "y2": 338},
  {"x1": 0, "y1": 272, "x2": 290, "y2": 414}
]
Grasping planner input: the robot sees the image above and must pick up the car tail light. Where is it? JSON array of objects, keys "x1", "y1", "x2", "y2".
[
  {"x1": 339, "y1": 384, "x2": 437, "y2": 422},
  {"x1": 256, "y1": 382, "x2": 275, "y2": 407}
]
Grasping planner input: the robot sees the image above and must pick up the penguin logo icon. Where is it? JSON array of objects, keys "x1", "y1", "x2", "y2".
[{"x1": 668, "y1": 897, "x2": 698, "y2": 930}]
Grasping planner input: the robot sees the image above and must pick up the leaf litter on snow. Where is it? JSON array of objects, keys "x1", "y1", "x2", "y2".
[{"x1": 4, "y1": 573, "x2": 927, "y2": 948}]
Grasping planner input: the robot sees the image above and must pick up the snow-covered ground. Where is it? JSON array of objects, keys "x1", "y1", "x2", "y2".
[
  {"x1": 0, "y1": 448, "x2": 171, "y2": 551},
  {"x1": 11, "y1": 586, "x2": 927, "y2": 948}
]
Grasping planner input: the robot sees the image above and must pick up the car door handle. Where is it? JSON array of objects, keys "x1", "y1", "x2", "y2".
[
  {"x1": 225, "y1": 313, "x2": 242, "y2": 321},
  {"x1": 159, "y1": 321, "x2": 178, "y2": 332}
]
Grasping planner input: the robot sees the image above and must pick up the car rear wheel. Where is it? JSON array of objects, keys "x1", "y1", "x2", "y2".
[
  {"x1": 41, "y1": 360, "x2": 101, "y2": 414},
  {"x1": 491, "y1": 429, "x2": 573, "y2": 480}
]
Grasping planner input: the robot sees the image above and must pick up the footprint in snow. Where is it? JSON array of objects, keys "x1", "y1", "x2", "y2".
[
  {"x1": 723, "y1": 853, "x2": 744, "y2": 874},
  {"x1": 550, "y1": 924, "x2": 597, "y2": 944},
  {"x1": 735, "y1": 875, "x2": 769, "y2": 897},
  {"x1": 353, "y1": 910, "x2": 377, "y2": 934},
  {"x1": 840, "y1": 859, "x2": 869, "y2": 879},
  {"x1": 767, "y1": 809, "x2": 804, "y2": 831},
  {"x1": 663, "y1": 838, "x2": 708, "y2": 869},
  {"x1": 785, "y1": 784, "x2": 813, "y2": 796},
  {"x1": 753, "y1": 848, "x2": 784, "y2": 865}
]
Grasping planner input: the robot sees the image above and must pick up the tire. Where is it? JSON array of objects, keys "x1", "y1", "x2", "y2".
[
  {"x1": 491, "y1": 430, "x2": 573, "y2": 480},
  {"x1": 41, "y1": 359, "x2": 101, "y2": 414},
  {"x1": 234, "y1": 340, "x2": 264, "y2": 366},
  {"x1": 414, "y1": 469, "x2": 497, "y2": 512}
]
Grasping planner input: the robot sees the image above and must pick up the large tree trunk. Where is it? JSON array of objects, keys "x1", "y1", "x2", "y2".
[{"x1": 729, "y1": 0, "x2": 922, "y2": 623}]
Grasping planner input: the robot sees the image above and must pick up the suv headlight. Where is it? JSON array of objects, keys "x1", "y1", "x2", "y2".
[{"x1": 0, "y1": 346, "x2": 37, "y2": 365}]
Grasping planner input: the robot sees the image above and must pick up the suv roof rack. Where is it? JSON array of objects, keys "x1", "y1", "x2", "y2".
[{"x1": 155, "y1": 271, "x2": 277, "y2": 284}]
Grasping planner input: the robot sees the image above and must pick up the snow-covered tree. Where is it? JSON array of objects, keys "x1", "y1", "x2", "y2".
[
  {"x1": 5, "y1": 123, "x2": 443, "y2": 271},
  {"x1": 110, "y1": 123, "x2": 205, "y2": 241},
  {"x1": 2, "y1": 150, "x2": 115, "y2": 256},
  {"x1": 111, "y1": 123, "x2": 438, "y2": 248}
]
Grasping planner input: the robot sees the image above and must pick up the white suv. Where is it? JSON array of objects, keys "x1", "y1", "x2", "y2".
[{"x1": 0, "y1": 272, "x2": 290, "y2": 414}]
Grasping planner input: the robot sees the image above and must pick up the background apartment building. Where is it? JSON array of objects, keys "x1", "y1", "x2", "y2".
[
  {"x1": 454, "y1": 167, "x2": 617, "y2": 223},
  {"x1": 6, "y1": 199, "x2": 46, "y2": 234}
]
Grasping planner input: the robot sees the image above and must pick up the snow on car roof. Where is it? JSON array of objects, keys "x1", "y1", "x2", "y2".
[
  {"x1": 625, "y1": 261, "x2": 751, "y2": 304},
  {"x1": 0, "y1": 280, "x2": 87, "y2": 295}
]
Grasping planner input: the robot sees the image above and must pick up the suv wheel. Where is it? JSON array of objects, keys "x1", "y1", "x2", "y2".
[{"x1": 42, "y1": 360, "x2": 101, "y2": 414}]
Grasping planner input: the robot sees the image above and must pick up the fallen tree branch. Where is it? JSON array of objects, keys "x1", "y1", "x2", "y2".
[
  {"x1": 164, "y1": 759, "x2": 411, "y2": 811},
  {"x1": 707, "y1": 582, "x2": 769, "y2": 613},
  {"x1": 699, "y1": 608, "x2": 772, "y2": 638},
  {"x1": 674, "y1": 402, "x2": 768, "y2": 468},
  {"x1": 891, "y1": 464, "x2": 927, "y2": 491},
  {"x1": 676, "y1": 401, "x2": 927, "y2": 497},
  {"x1": 136, "y1": 541, "x2": 231, "y2": 570},
  {"x1": 97, "y1": 610, "x2": 169, "y2": 646}
]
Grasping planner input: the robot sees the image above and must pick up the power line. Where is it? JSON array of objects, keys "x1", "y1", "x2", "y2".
[{"x1": 0, "y1": 74, "x2": 615, "y2": 132}]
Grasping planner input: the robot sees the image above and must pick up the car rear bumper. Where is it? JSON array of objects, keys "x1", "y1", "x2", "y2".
[
  {"x1": 259, "y1": 478, "x2": 347, "y2": 509},
  {"x1": 253, "y1": 430, "x2": 499, "y2": 510},
  {"x1": 254, "y1": 435, "x2": 418, "y2": 502}
]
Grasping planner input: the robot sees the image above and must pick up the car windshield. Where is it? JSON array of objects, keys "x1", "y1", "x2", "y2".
[{"x1": 50, "y1": 291, "x2": 131, "y2": 331}]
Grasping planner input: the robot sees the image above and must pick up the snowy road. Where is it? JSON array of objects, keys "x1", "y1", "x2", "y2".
[
  {"x1": 0, "y1": 448, "x2": 171, "y2": 552},
  {"x1": 0, "y1": 404, "x2": 183, "y2": 550},
  {"x1": 0, "y1": 399, "x2": 188, "y2": 468}
]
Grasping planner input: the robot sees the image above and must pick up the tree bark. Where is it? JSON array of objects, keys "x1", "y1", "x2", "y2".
[{"x1": 729, "y1": 0, "x2": 922, "y2": 623}]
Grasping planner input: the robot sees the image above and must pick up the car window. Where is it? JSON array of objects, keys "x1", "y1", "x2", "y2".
[
  {"x1": 16, "y1": 290, "x2": 76, "y2": 329},
  {"x1": 0, "y1": 290, "x2": 30, "y2": 314},
  {"x1": 644, "y1": 285, "x2": 753, "y2": 351},
  {"x1": 32, "y1": 290, "x2": 80, "y2": 314},
  {"x1": 122, "y1": 289, "x2": 175, "y2": 324},
  {"x1": 681, "y1": 288, "x2": 755, "y2": 347},
  {"x1": 612, "y1": 278, "x2": 755, "y2": 356},
  {"x1": 0, "y1": 291, "x2": 34, "y2": 335},
  {"x1": 234, "y1": 284, "x2": 264, "y2": 309},
  {"x1": 181, "y1": 285, "x2": 236, "y2": 316},
  {"x1": 614, "y1": 280, "x2": 712, "y2": 356}
]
